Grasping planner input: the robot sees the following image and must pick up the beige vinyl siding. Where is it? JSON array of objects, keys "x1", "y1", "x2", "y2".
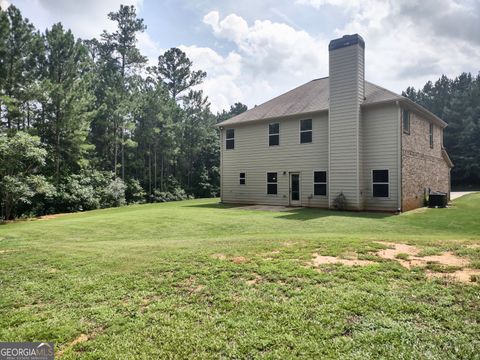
[
  {"x1": 328, "y1": 45, "x2": 364, "y2": 209},
  {"x1": 361, "y1": 104, "x2": 399, "y2": 211},
  {"x1": 220, "y1": 113, "x2": 328, "y2": 207}
]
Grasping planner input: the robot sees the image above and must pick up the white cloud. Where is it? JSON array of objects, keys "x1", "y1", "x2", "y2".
[
  {"x1": 137, "y1": 32, "x2": 164, "y2": 66},
  {"x1": 31, "y1": 0, "x2": 144, "y2": 39},
  {"x1": 0, "y1": 0, "x2": 10, "y2": 9},
  {"x1": 296, "y1": 0, "x2": 480, "y2": 92},
  {"x1": 182, "y1": 11, "x2": 329, "y2": 112}
]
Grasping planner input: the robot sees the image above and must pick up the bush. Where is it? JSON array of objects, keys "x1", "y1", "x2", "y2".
[
  {"x1": 101, "y1": 177, "x2": 126, "y2": 208},
  {"x1": 151, "y1": 186, "x2": 191, "y2": 203},
  {"x1": 51, "y1": 171, "x2": 126, "y2": 213},
  {"x1": 333, "y1": 192, "x2": 347, "y2": 210},
  {"x1": 125, "y1": 179, "x2": 146, "y2": 204}
]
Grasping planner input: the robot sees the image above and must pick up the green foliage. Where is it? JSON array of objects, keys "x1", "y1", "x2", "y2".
[
  {"x1": 333, "y1": 192, "x2": 347, "y2": 210},
  {"x1": 0, "y1": 5, "x2": 225, "y2": 220},
  {"x1": 125, "y1": 178, "x2": 146, "y2": 204},
  {"x1": 0, "y1": 132, "x2": 48, "y2": 219},
  {"x1": 152, "y1": 188, "x2": 190, "y2": 202},
  {"x1": 154, "y1": 47, "x2": 206, "y2": 100}
]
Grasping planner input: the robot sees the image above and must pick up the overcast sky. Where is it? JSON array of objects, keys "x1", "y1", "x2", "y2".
[{"x1": 4, "y1": 0, "x2": 480, "y2": 112}]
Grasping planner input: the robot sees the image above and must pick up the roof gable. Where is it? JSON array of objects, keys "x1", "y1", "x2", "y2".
[{"x1": 216, "y1": 77, "x2": 446, "y2": 128}]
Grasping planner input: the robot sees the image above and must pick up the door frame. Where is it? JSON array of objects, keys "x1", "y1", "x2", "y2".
[{"x1": 289, "y1": 172, "x2": 301, "y2": 206}]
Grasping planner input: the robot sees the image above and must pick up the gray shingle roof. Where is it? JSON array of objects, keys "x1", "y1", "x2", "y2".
[{"x1": 216, "y1": 77, "x2": 446, "y2": 128}]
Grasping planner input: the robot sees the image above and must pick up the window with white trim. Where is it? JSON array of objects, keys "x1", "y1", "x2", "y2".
[
  {"x1": 226, "y1": 128, "x2": 235, "y2": 149},
  {"x1": 372, "y1": 170, "x2": 389, "y2": 198},
  {"x1": 239, "y1": 172, "x2": 246, "y2": 185},
  {"x1": 402, "y1": 109, "x2": 410, "y2": 134},
  {"x1": 267, "y1": 172, "x2": 278, "y2": 195},
  {"x1": 314, "y1": 171, "x2": 327, "y2": 196},
  {"x1": 429, "y1": 123, "x2": 434, "y2": 148},
  {"x1": 300, "y1": 119, "x2": 312, "y2": 143},
  {"x1": 269, "y1": 123, "x2": 279, "y2": 146}
]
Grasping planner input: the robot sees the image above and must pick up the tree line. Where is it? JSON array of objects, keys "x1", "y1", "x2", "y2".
[
  {"x1": 1, "y1": 4, "x2": 478, "y2": 220},
  {"x1": 403, "y1": 73, "x2": 480, "y2": 188},
  {"x1": 0, "y1": 4, "x2": 245, "y2": 220}
]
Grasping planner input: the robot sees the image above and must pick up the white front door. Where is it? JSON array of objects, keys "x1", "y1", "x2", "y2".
[{"x1": 289, "y1": 173, "x2": 301, "y2": 206}]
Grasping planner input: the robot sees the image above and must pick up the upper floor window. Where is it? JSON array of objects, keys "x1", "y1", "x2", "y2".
[
  {"x1": 402, "y1": 109, "x2": 410, "y2": 134},
  {"x1": 239, "y1": 172, "x2": 246, "y2": 185},
  {"x1": 267, "y1": 172, "x2": 278, "y2": 195},
  {"x1": 429, "y1": 123, "x2": 434, "y2": 148},
  {"x1": 372, "y1": 170, "x2": 389, "y2": 198},
  {"x1": 226, "y1": 129, "x2": 235, "y2": 149},
  {"x1": 269, "y1": 123, "x2": 279, "y2": 146},
  {"x1": 314, "y1": 171, "x2": 327, "y2": 196},
  {"x1": 300, "y1": 119, "x2": 312, "y2": 143}
]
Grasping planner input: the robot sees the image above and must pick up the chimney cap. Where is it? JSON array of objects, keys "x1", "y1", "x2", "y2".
[{"x1": 329, "y1": 34, "x2": 365, "y2": 51}]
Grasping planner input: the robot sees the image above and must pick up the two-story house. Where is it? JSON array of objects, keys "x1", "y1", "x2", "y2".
[{"x1": 216, "y1": 34, "x2": 453, "y2": 212}]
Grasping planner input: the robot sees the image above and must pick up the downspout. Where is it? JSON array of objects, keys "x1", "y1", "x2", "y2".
[
  {"x1": 396, "y1": 101, "x2": 402, "y2": 212},
  {"x1": 219, "y1": 127, "x2": 224, "y2": 203}
]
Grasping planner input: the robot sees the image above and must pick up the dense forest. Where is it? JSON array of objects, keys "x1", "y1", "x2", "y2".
[
  {"x1": 0, "y1": 4, "x2": 479, "y2": 220},
  {"x1": 0, "y1": 4, "x2": 246, "y2": 220}
]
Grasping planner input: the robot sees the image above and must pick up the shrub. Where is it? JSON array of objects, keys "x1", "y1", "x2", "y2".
[
  {"x1": 125, "y1": 179, "x2": 146, "y2": 204},
  {"x1": 333, "y1": 192, "x2": 347, "y2": 210},
  {"x1": 102, "y1": 177, "x2": 126, "y2": 207},
  {"x1": 152, "y1": 187, "x2": 191, "y2": 203}
]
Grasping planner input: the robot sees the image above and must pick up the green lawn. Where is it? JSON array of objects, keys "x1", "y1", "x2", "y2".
[{"x1": 1, "y1": 195, "x2": 479, "y2": 359}]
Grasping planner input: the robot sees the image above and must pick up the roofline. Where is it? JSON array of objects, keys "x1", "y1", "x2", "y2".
[
  {"x1": 361, "y1": 98, "x2": 447, "y2": 128},
  {"x1": 216, "y1": 87, "x2": 448, "y2": 129},
  {"x1": 442, "y1": 148, "x2": 454, "y2": 168},
  {"x1": 215, "y1": 109, "x2": 329, "y2": 128}
]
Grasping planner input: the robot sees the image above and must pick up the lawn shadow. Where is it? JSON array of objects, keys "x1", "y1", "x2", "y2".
[
  {"x1": 183, "y1": 202, "x2": 241, "y2": 210},
  {"x1": 185, "y1": 202, "x2": 394, "y2": 220},
  {"x1": 278, "y1": 207, "x2": 394, "y2": 221}
]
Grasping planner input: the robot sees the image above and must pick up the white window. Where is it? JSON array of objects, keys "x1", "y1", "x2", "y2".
[
  {"x1": 226, "y1": 129, "x2": 235, "y2": 149},
  {"x1": 239, "y1": 172, "x2": 246, "y2": 185},
  {"x1": 314, "y1": 171, "x2": 327, "y2": 196},
  {"x1": 267, "y1": 172, "x2": 278, "y2": 195},
  {"x1": 300, "y1": 119, "x2": 312, "y2": 143},
  {"x1": 402, "y1": 109, "x2": 410, "y2": 134},
  {"x1": 269, "y1": 123, "x2": 279, "y2": 146},
  {"x1": 372, "y1": 170, "x2": 389, "y2": 198},
  {"x1": 429, "y1": 123, "x2": 434, "y2": 148}
]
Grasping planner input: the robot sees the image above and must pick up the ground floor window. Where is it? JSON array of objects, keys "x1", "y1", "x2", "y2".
[
  {"x1": 239, "y1": 172, "x2": 246, "y2": 185},
  {"x1": 267, "y1": 172, "x2": 278, "y2": 195},
  {"x1": 372, "y1": 169, "x2": 389, "y2": 197},
  {"x1": 314, "y1": 171, "x2": 327, "y2": 196}
]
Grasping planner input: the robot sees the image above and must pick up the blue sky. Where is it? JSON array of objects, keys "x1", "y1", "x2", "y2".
[{"x1": 4, "y1": 0, "x2": 480, "y2": 112}]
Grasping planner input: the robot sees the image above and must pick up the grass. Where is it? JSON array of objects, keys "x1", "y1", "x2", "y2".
[{"x1": 0, "y1": 194, "x2": 479, "y2": 359}]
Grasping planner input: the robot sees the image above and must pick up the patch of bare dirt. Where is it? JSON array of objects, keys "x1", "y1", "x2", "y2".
[
  {"x1": 57, "y1": 328, "x2": 103, "y2": 357},
  {"x1": 375, "y1": 242, "x2": 479, "y2": 284},
  {"x1": 311, "y1": 253, "x2": 374, "y2": 267},
  {"x1": 246, "y1": 274, "x2": 262, "y2": 286},
  {"x1": 375, "y1": 242, "x2": 469, "y2": 269},
  {"x1": 38, "y1": 213, "x2": 70, "y2": 220},
  {"x1": 0, "y1": 249, "x2": 16, "y2": 254},
  {"x1": 211, "y1": 253, "x2": 248, "y2": 264},
  {"x1": 232, "y1": 256, "x2": 247, "y2": 264},
  {"x1": 211, "y1": 253, "x2": 227, "y2": 260},
  {"x1": 426, "y1": 269, "x2": 480, "y2": 284},
  {"x1": 466, "y1": 244, "x2": 480, "y2": 249}
]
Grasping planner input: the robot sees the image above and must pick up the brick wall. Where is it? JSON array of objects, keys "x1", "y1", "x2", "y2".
[{"x1": 402, "y1": 112, "x2": 451, "y2": 211}]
